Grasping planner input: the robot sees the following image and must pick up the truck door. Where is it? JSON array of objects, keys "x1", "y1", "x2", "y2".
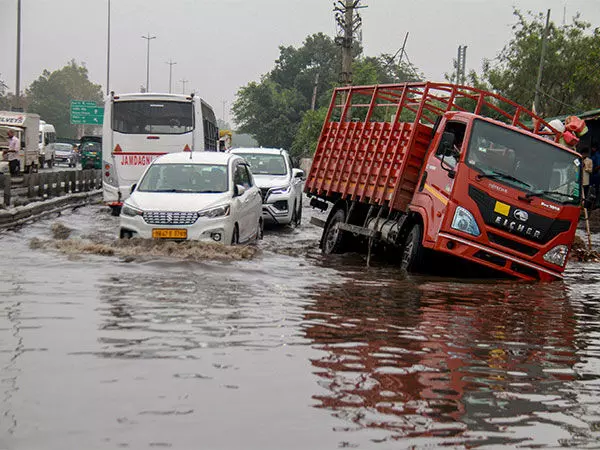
[{"x1": 416, "y1": 120, "x2": 467, "y2": 241}]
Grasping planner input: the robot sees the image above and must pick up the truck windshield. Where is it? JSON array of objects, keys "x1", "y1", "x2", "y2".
[
  {"x1": 466, "y1": 120, "x2": 581, "y2": 205},
  {"x1": 137, "y1": 163, "x2": 228, "y2": 193},
  {"x1": 112, "y1": 100, "x2": 194, "y2": 135}
]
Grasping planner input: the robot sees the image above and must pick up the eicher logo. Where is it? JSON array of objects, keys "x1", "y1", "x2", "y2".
[
  {"x1": 494, "y1": 215, "x2": 541, "y2": 239},
  {"x1": 120, "y1": 154, "x2": 155, "y2": 166},
  {"x1": 513, "y1": 209, "x2": 529, "y2": 222}
]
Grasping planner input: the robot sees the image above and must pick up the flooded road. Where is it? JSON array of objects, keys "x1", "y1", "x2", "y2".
[{"x1": 1, "y1": 203, "x2": 600, "y2": 449}]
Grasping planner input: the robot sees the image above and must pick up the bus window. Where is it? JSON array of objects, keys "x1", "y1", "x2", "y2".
[{"x1": 112, "y1": 101, "x2": 194, "y2": 135}]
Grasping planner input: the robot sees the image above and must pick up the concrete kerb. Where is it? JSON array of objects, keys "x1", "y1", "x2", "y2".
[{"x1": 0, "y1": 189, "x2": 102, "y2": 229}]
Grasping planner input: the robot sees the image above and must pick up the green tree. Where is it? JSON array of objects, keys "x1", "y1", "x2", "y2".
[
  {"x1": 26, "y1": 60, "x2": 103, "y2": 138},
  {"x1": 481, "y1": 9, "x2": 600, "y2": 117}
]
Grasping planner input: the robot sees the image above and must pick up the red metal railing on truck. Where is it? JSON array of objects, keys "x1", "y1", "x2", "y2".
[{"x1": 305, "y1": 82, "x2": 562, "y2": 212}]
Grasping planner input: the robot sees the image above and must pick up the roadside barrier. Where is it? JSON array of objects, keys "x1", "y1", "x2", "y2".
[{"x1": 0, "y1": 169, "x2": 102, "y2": 209}]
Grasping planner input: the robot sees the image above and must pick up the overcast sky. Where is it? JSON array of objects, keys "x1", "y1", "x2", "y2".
[{"x1": 1, "y1": 0, "x2": 599, "y2": 123}]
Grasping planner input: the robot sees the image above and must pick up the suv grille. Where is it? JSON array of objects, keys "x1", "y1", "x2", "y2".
[{"x1": 143, "y1": 211, "x2": 198, "y2": 225}]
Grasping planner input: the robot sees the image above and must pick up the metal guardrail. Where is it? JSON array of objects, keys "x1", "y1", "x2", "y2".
[{"x1": 0, "y1": 169, "x2": 102, "y2": 209}]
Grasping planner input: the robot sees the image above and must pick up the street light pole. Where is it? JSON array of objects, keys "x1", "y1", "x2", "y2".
[
  {"x1": 141, "y1": 33, "x2": 156, "y2": 92},
  {"x1": 179, "y1": 78, "x2": 188, "y2": 94},
  {"x1": 15, "y1": 0, "x2": 21, "y2": 110},
  {"x1": 166, "y1": 59, "x2": 177, "y2": 94},
  {"x1": 106, "y1": 0, "x2": 110, "y2": 95}
]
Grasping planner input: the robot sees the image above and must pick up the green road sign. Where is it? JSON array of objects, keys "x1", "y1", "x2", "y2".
[{"x1": 70, "y1": 100, "x2": 104, "y2": 125}]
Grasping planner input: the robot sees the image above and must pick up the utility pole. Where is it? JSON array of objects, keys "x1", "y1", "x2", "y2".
[
  {"x1": 15, "y1": 0, "x2": 21, "y2": 110},
  {"x1": 534, "y1": 9, "x2": 551, "y2": 115},
  {"x1": 166, "y1": 59, "x2": 177, "y2": 93},
  {"x1": 141, "y1": 33, "x2": 156, "y2": 93},
  {"x1": 334, "y1": 0, "x2": 366, "y2": 86},
  {"x1": 179, "y1": 78, "x2": 188, "y2": 94},
  {"x1": 455, "y1": 45, "x2": 467, "y2": 85},
  {"x1": 106, "y1": 0, "x2": 111, "y2": 95},
  {"x1": 310, "y1": 72, "x2": 320, "y2": 110}
]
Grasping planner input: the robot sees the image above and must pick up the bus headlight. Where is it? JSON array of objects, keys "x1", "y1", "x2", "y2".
[
  {"x1": 543, "y1": 245, "x2": 568, "y2": 267},
  {"x1": 451, "y1": 206, "x2": 481, "y2": 236}
]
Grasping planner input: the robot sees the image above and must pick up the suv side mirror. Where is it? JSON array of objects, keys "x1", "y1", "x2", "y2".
[
  {"x1": 233, "y1": 184, "x2": 246, "y2": 197},
  {"x1": 292, "y1": 168, "x2": 305, "y2": 179}
]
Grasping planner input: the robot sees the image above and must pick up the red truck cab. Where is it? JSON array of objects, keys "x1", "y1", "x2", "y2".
[
  {"x1": 412, "y1": 112, "x2": 581, "y2": 280},
  {"x1": 305, "y1": 83, "x2": 582, "y2": 281}
]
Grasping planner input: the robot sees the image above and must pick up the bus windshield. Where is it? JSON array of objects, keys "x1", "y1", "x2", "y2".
[
  {"x1": 112, "y1": 100, "x2": 194, "y2": 135},
  {"x1": 466, "y1": 120, "x2": 581, "y2": 205}
]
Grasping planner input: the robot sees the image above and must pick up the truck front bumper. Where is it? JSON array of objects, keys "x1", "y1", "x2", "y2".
[{"x1": 436, "y1": 232, "x2": 563, "y2": 281}]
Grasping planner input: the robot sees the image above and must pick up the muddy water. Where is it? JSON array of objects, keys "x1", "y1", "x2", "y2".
[{"x1": 0, "y1": 204, "x2": 599, "y2": 449}]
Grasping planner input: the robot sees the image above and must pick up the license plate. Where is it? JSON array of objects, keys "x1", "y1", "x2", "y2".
[{"x1": 152, "y1": 228, "x2": 187, "y2": 239}]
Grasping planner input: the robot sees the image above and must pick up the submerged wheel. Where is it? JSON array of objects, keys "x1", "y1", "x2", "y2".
[
  {"x1": 256, "y1": 219, "x2": 264, "y2": 241},
  {"x1": 294, "y1": 202, "x2": 302, "y2": 227},
  {"x1": 400, "y1": 223, "x2": 426, "y2": 273},
  {"x1": 231, "y1": 224, "x2": 239, "y2": 245},
  {"x1": 110, "y1": 206, "x2": 121, "y2": 217},
  {"x1": 322, "y1": 208, "x2": 347, "y2": 254}
]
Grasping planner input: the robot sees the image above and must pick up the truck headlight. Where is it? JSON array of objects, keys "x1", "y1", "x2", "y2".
[
  {"x1": 198, "y1": 204, "x2": 230, "y2": 218},
  {"x1": 543, "y1": 245, "x2": 568, "y2": 267},
  {"x1": 451, "y1": 206, "x2": 481, "y2": 236},
  {"x1": 270, "y1": 185, "x2": 291, "y2": 196},
  {"x1": 121, "y1": 203, "x2": 143, "y2": 217}
]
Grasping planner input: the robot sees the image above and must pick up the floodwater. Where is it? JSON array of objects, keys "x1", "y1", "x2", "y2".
[{"x1": 1, "y1": 203, "x2": 600, "y2": 449}]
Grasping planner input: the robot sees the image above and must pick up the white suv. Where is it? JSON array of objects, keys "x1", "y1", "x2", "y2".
[{"x1": 229, "y1": 148, "x2": 304, "y2": 226}]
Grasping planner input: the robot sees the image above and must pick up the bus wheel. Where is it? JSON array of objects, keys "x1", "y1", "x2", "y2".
[
  {"x1": 400, "y1": 223, "x2": 426, "y2": 273},
  {"x1": 322, "y1": 208, "x2": 346, "y2": 254},
  {"x1": 110, "y1": 206, "x2": 121, "y2": 217}
]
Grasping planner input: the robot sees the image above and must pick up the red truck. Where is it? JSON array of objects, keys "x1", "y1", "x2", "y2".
[{"x1": 305, "y1": 82, "x2": 582, "y2": 281}]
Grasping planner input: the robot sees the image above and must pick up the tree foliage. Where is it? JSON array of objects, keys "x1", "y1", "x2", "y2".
[
  {"x1": 26, "y1": 60, "x2": 103, "y2": 138},
  {"x1": 233, "y1": 33, "x2": 422, "y2": 160},
  {"x1": 481, "y1": 9, "x2": 600, "y2": 117}
]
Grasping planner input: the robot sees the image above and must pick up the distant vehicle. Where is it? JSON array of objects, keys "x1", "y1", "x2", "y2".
[
  {"x1": 119, "y1": 151, "x2": 263, "y2": 244},
  {"x1": 53, "y1": 142, "x2": 77, "y2": 167},
  {"x1": 103, "y1": 92, "x2": 219, "y2": 216},
  {"x1": 38, "y1": 121, "x2": 56, "y2": 168},
  {"x1": 0, "y1": 112, "x2": 41, "y2": 174},
  {"x1": 229, "y1": 148, "x2": 304, "y2": 226},
  {"x1": 80, "y1": 135, "x2": 102, "y2": 169}
]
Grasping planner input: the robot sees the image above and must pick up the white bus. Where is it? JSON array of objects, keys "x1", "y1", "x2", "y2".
[{"x1": 102, "y1": 92, "x2": 219, "y2": 215}]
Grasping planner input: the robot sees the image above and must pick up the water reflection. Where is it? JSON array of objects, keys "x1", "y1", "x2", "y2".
[{"x1": 303, "y1": 270, "x2": 590, "y2": 446}]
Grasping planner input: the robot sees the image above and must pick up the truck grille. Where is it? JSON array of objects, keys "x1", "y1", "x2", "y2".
[{"x1": 143, "y1": 211, "x2": 198, "y2": 225}]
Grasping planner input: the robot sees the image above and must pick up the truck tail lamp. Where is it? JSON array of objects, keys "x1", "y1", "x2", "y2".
[
  {"x1": 543, "y1": 245, "x2": 568, "y2": 267},
  {"x1": 451, "y1": 206, "x2": 481, "y2": 237}
]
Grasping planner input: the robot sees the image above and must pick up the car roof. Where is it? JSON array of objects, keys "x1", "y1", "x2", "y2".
[
  {"x1": 154, "y1": 151, "x2": 238, "y2": 165},
  {"x1": 230, "y1": 147, "x2": 286, "y2": 156}
]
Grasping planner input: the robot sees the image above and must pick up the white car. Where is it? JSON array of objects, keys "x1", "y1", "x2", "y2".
[
  {"x1": 229, "y1": 148, "x2": 304, "y2": 226},
  {"x1": 119, "y1": 152, "x2": 263, "y2": 244}
]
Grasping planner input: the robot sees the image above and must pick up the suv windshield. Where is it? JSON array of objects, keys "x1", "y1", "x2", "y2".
[
  {"x1": 466, "y1": 120, "x2": 581, "y2": 205},
  {"x1": 236, "y1": 153, "x2": 287, "y2": 176},
  {"x1": 137, "y1": 163, "x2": 228, "y2": 193},
  {"x1": 112, "y1": 100, "x2": 194, "y2": 135}
]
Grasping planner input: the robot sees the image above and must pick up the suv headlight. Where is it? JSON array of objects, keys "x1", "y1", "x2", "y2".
[
  {"x1": 543, "y1": 245, "x2": 569, "y2": 267},
  {"x1": 198, "y1": 204, "x2": 230, "y2": 218},
  {"x1": 121, "y1": 203, "x2": 143, "y2": 217},
  {"x1": 269, "y1": 185, "x2": 291, "y2": 196},
  {"x1": 451, "y1": 206, "x2": 481, "y2": 236}
]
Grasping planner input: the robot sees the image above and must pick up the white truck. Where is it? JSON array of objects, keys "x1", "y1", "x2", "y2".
[
  {"x1": 0, "y1": 112, "x2": 41, "y2": 175},
  {"x1": 38, "y1": 120, "x2": 56, "y2": 168}
]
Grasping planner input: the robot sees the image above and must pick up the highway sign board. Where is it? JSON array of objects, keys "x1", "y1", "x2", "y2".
[{"x1": 70, "y1": 100, "x2": 104, "y2": 125}]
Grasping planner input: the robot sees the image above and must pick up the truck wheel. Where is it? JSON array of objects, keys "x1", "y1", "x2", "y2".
[
  {"x1": 322, "y1": 208, "x2": 346, "y2": 254},
  {"x1": 401, "y1": 224, "x2": 426, "y2": 273}
]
